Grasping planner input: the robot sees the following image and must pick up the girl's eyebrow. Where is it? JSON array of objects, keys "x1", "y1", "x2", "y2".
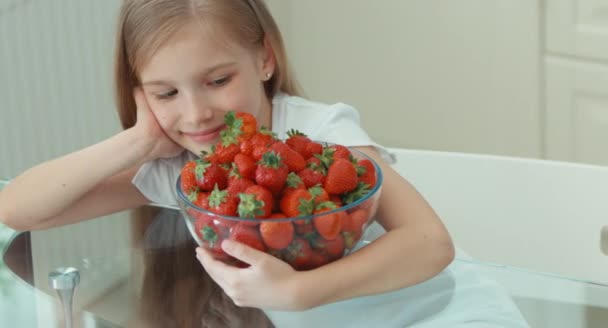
[{"x1": 142, "y1": 61, "x2": 237, "y2": 86}]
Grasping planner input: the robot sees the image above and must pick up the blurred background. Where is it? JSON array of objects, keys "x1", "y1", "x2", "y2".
[{"x1": 1, "y1": 0, "x2": 608, "y2": 179}]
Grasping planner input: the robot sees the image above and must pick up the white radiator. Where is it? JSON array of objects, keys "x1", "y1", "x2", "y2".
[{"x1": 0, "y1": 0, "x2": 122, "y2": 179}]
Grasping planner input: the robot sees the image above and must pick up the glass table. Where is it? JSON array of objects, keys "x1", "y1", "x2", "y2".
[{"x1": 1, "y1": 169, "x2": 608, "y2": 327}]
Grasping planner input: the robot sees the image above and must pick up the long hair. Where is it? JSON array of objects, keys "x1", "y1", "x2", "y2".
[{"x1": 113, "y1": 0, "x2": 301, "y2": 130}]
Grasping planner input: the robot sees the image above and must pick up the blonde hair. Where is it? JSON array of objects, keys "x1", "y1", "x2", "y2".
[{"x1": 114, "y1": 0, "x2": 301, "y2": 129}]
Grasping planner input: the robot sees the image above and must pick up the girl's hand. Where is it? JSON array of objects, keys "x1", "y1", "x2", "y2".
[
  {"x1": 196, "y1": 240, "x2": 308, "y2": 311},
  {"x1": 133, "y1": 88, "x2": 183, "y2": 160}
]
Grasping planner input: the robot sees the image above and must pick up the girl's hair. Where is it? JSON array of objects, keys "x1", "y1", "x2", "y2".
[{"x1": 114, "y1": 0, "x2": 301, "y2": 129}]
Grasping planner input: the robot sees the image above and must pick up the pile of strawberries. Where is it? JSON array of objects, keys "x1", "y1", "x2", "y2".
[{"x1": 179, "y1": 111, "x2": 379, "y2": 270}]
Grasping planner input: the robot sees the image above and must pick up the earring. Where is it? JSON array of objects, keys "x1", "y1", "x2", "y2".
[{"x1": 265, "y1": 72, "x2": 272, "y2": 80}]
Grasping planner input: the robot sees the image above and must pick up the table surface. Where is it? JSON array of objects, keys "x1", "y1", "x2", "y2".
[{"x1": 1, "y1": 154, "x2": 607, "y2": 328}]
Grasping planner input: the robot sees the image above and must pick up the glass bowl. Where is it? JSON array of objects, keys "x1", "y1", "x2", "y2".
[{"x1": 176, "y1": 147, "x2": 383, "y2": 271}]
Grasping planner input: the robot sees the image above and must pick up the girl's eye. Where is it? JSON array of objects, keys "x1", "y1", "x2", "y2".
[
  {"x1": 156, "y1": 89, "x2": 178, "y2": 99},
  {"x1": 208, "y1": 76, "x2": 231, "y2": 87}
]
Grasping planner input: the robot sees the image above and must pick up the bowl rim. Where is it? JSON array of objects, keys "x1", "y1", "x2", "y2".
[{"x1": 175, "y1": 146, "x2": 383, "y2": 223}]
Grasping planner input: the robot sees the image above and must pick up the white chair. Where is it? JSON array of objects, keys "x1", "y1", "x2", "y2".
[{"x1": 389, "y1": 148, "x2": 608, "y2": 327}]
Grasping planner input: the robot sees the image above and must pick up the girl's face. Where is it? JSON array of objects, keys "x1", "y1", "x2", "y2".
[{"x1": 139, "y1": 21, "x2": 274, "y2": 154}]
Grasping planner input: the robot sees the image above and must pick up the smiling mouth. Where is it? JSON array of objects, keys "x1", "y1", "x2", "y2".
[{"x1": 183, "y1": 125, "x2": 225, "y2": 137}]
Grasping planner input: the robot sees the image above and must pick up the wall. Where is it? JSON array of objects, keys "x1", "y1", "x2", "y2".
[{"x1": 266, "y1": 0, "x2": 542, "y2": 158}]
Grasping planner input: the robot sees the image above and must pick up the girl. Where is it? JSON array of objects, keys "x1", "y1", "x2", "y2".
[{"x1": 0, "y1": 0, "x2": 527, "y2": 326}]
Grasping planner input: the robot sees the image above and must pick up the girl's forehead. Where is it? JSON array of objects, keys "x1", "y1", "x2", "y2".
[{"x1": 139, "y1": 20, "x2": 255, "y2": 79}]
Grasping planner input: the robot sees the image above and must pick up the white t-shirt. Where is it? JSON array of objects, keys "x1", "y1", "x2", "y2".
[{"x1": 132, "y1": 92, "x2": 394, "y2": 206}]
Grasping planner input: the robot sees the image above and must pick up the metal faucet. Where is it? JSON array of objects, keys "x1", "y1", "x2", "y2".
[{"x1": 48, "y1": 267, "x2": 80, "y2": 328}]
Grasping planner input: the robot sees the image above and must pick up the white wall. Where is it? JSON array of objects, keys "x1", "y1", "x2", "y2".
[
  {"x1": 0, "y1": 0, "x2": 122, "y2": 179},
  {"x1": 267, "y1": 0, "x2": 542, "y2": 158}
]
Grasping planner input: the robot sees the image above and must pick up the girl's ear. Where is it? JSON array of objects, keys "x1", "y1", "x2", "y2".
[{"x1": 260, "y1": 35, "x2": 276, "y2": 80}]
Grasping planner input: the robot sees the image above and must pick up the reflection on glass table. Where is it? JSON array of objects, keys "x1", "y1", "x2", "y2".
[{"x1": 2, "y1": 146, "x2": 608, "y2": 327}]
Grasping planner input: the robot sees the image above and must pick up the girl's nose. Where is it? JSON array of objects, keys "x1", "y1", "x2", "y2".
[{"x1": 184, "y1": 93, "x2": 213, "y2": 123}]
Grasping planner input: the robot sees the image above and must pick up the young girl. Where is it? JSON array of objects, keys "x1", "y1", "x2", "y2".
[{"x1": 0, "y1": 0, "x2": 528, "y2": 326}]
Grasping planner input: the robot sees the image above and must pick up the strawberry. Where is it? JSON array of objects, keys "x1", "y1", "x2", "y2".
[
  {"x1": 195, "y1": 218, "x2": 229, "y2": 260},
  {"x1": 284, "y1": 237, "x2": 313, "y2": 270},
  {"x1": 282, "y1": 172, "x2": 306, "y2": 196},
  {"x1": 306, "y1": 142, "x2": 323, "y2": 158},
  {"x1": 207, "y1": 185, "x2": 238, "y2": 216},
  {"x1": 226, "y1": 171, "x2": 255, "y2": 202},
  {"x1": 233, "y1": 153, "x2": 256, "y2": 180},
  {"x1": 298, "y1": 167, "x2": 326, "y2": 188},
  {"x1": 209, "y1": 141, "x2": 240, "y2": 164},
  {"x1": 323, "y1": 158, "x2": 358, "y2": 194},
  {"x1": 195, "y1": 160, "x2": 228, "y2": 191},
  {"x1": 224, "y1": 111, "x2": 257, "y2": 141},
  {"x1": 286, "y1": 129, "x2": 313, "y2": 158},
  {"x1": 191, "y1": 191, "x2": 210, "y2": 212},
  {"x1": 341, "y1": 208, "x2": 369, "y2": 248},
  {"x1": 308, "y1": 185, "x2": 329, "y2": 204},
  {"x1": 237, "y1": 185, "x2": 274, "y2": 219},
  {"x1": 309, "y1": 249, "x2": 331, "y2": 268},
  {"x1": 312, "y1": 202, "x2": 344, "y2": 240},
  {"x1": 260, "y1": 217, "x2": 295, "y2": 250},
  {"x1": 331, "y1": 144, "x2": 352, "y2": 161},
  {"x1": 255, "y1": 151, "x2": 289, "y2": 195},
  {"x1": 279, "y1": 188, "x2": 314, "y2": 218},
  {"x1": 269, "y1": 141, "x2": 306, "y2": 172},
  {"x1": 311, "y1": 234, "x2": 345, "y2": 260},
  {"x1": 180, "y1": 160, "x2": 198, "y2": 196},
  {"x1": 229, "y1": 223, "x2": 266, "y2": 253},
  {"x1": 357, "y1": 158, "x2": 377, "y2": 188}
]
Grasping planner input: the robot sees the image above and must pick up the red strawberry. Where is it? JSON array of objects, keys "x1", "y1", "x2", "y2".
[
  {"x1": 226, "y1": 172, "x2": 255, "y2": 202},
  {"x1": 286, "y1": 129, "x2": 313, "y2": 158},
  {"x1": 209, "y1": 141, "x2": 240, "y2": 164},
  {"x1": 255, "y1": 151, "x2": 289, "y2": 195},
  {"x1": 229, "y1": 223, "x2": 266, "y2": 253},
  {"x1": 207, "y1": 185, "x2": 238, "y2": 216},
  {"x1": 282, "y1": 172, "x2": 306, "y2": 196},
  {"x1": 279, "y1": 188, "x2": 314, "y2": 218},
  {"x1": 224, "y1": 111, "x2": 257, "y2": 141},
  {"x1": 311, "y1": 234, "x2": 345, "y2": 260},
  {"x1": 180, "y1": 160, "x2": 198, "y2": 196},
  {"x1": 269, "y1": 141, "x2": 306, "y2": 172},
  {"x1": 195, "y1": 161, "x2": 228, "y2": 191},
  {"x1": 323, "y1": 158, "x2": 358, "y2": 194},
  {"x1": 251, "y1": 127, "x2": 276, "y2": 146},
  {"x1": 331, "y1": 145, "x2": 352, "y2": 161},
  {"x1": 237, "y1": 185, "x2": 274, "y2": 219},
  {"x1": 357, "y1": 158, "x2": 377, "y2": 188},
  {"x1": 284, "y1": 237, "x2": 313, "y2": 270},
  {"x1": 341, "y1": 208, "x2": 369, "y2": 248},
  {"x1": 306, "y1": 142, "x2": 323, "y2": 158},
  {"x1": 313, "y1": 202, "x2": 344, "y2": 240},
  {"x1": 195, "y1": 218, "x2": 229, "y2": 260},
  {"x1": 260, "y1": 215, "x2": 295, "y2": 250},
  {"x1": 297, "y1": 167, "x2": 326, "y2": 188},
  {"x1": 233, "y1": 153, "x2": 256, "y2": 180}
]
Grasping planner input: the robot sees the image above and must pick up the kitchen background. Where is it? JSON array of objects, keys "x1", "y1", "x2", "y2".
[{"x1": 1, "y1": 1, "x2": 607, "y2": 327}]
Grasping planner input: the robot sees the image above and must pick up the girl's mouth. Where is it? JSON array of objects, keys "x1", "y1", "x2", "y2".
[{"x1": 183, "y1": 125, "x2": 225, "y2": 143}]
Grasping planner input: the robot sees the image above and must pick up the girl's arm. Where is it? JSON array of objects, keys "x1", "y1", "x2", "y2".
[
  {"x1": 0, "y1": 90, "x2": 182, "y2": 231},
  {"x1": 294, "y1": 146, "x2": 455, "y2": 308}
]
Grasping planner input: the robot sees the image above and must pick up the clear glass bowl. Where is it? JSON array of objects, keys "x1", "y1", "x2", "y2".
[{"x1": 176, "y1": 147, "x2": 383, "y2": 270}]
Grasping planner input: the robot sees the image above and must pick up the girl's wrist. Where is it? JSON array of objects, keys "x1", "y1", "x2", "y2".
[
  {"x1": 289, "y1": 270, "x2": 326, "y2": 310},
  {"x1": 123, "y1": 127, "x2": 157, "y2": 163}
]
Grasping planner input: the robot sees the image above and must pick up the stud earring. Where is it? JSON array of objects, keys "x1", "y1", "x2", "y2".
[{"x1": 265, "y1": 72, "x2": 272, "y2": 80}]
